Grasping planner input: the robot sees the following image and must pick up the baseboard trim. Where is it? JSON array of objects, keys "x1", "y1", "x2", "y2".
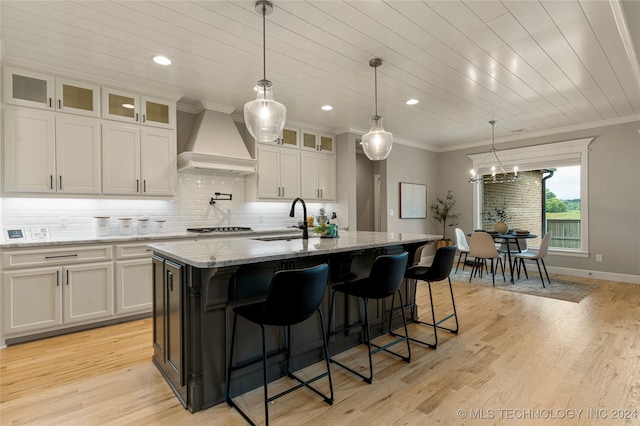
[{"x1": 425, "y1": 255, "x2": 640, "y2": 285}]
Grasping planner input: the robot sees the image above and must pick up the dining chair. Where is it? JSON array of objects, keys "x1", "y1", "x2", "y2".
[
  {"x1": 468, "y1": 231, "x2": 505, "y2": 286},
  {"x1": 512, "y1": 232, "x2": 552, "y2": 287},
  {"x1": 454, "y1": 228, "x2": 470, "y2": 273}
]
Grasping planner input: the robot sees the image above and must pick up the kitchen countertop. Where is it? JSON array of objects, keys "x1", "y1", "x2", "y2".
[
  {"x1": 148, "y1": 231, "x2": 442, "y2": 268},
  {"x1": 0, "y1": 228, "x2": 300, "y2": 249}
]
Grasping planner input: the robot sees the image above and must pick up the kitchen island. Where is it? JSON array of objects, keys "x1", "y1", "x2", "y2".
[{"x1": 148, "y1": 231, "x2": 440, "y2": 413}]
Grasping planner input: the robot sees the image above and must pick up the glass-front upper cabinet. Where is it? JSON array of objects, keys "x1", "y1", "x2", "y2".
[
  {"x1": 279, "y1": 127, "x2": 299, "y2": 148},
  {"x1": 102, "y1": 88, "x2": 174, "y2": 129},
  {"x1": 3, "y1": 67, "x2": 100, "y2": 117},
  {"x1": 301, "y1": 129, "x2": 335, "y2": 153},
  {"x1": 102, "y1": 87, "x2": 140, "y2": 125},
  {"x1": 319, "y1": 134, "x2": 335, "y2": 153},
  {"x1": 141, "y1": 95, "x2": 175, "y2": 129},
  {"x1": 55, "y1": 78, "x2": 100, "y2": 117}
]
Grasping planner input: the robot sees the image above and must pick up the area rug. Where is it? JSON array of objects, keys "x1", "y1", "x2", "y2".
[{"x1": 451, "y1": 268, "x2": 599, "y2": 303}]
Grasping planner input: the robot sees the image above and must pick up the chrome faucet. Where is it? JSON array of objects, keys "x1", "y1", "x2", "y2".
[{"x1": 289, "y1": 198, "x2": 309, "y2": 240}]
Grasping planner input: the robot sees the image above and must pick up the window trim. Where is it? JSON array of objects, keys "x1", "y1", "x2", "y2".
[{"x1": 469, "y1": 138, "x2": 593, "y2": 254}]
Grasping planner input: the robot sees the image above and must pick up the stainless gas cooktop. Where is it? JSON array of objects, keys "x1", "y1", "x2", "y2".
[{"x1": 187, "y1": 226, "x2": 252, "y2": 233}]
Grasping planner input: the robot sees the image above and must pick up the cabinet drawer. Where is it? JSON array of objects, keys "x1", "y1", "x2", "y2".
[
  {"x1": 116, "y1": 243, "x2": 153, "y2": 259},
  {"x1": 2, "y1": 245, "x2": 113, "y2": 269}
]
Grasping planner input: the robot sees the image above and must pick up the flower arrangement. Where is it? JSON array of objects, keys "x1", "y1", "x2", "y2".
[
  {"x1": 482, "y1": 201, "x2": 511, "y2": 223},
  {"x1": 430, "y1": 190, "x2": 460, "y2": 241}
]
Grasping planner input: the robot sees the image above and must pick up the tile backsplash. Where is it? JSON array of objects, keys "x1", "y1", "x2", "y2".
[{"x1": 0, "y1": 171, "x2": 335, "y2": 239}]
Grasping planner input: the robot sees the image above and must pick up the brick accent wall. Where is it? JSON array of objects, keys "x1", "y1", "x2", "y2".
[{"x1": 482, "y1": 170, "x2": 543, "y2": 246}]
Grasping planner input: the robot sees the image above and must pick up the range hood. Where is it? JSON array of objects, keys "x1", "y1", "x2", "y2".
[{"x1": 177, "y1": 102, "x2": 257, "y2": 175}]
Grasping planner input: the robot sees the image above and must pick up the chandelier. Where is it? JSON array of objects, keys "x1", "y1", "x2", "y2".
[
  {"x1": 244, "y1": 0, "x2": 286, "y2": 143},
  {"x1": 469, "y1": 120, "x2": 520, "y2": 184},
  {"x1": 361, "y1": 58, "x2": 393, "y2": 161}
]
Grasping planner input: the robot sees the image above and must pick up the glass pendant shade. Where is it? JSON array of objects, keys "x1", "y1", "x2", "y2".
[
  {"x1": 244, "y1": 82, "x2": 286, "y2": 142},
  {"x1": 361, "y1": 115, "x2": 393, "y2": 160}
]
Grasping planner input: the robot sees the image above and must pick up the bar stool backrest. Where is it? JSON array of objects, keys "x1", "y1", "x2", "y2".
[
  {"x1": 422, "y1": 245, "x2": 457, "y2": 282},
  {"x1": 259, "y1": 264, "x2": 329, "y2": 326},
  {"x1": 367, "y1": 252, "x2": 409, "y2": 299}
]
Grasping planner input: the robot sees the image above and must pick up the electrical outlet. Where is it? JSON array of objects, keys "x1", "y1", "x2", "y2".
[
  {"x1": 595, "y1": 254, "x2": 602, "y2": 262},
  {"x1": 389, "y1": 209, "x2": 394, "y2": 216},
  {"x1": 60, "y1": 217, "x2": 67, "y2": 228}
]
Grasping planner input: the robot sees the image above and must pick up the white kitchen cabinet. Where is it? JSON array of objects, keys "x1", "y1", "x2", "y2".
[
  {"x1": 3, "y1": 106, "x2": 101, "y2": 194},
  {"x1": 3, "y1": 67, "x2": 100, "y2": 117},
  {"x1": 2, "y1": 267, "x2": 62, "y2": 335},
  {"x1": 102, "y1": 87, "x2": 175, "y2": 129},
  {"x1": 0, "y1": 244, "x2": 117, "y2": 343},
  {"x1": 102, "y1": 122, "x2": 175, "y2": 196},
  {"x1": 301, "y1": 130, "x2": 335, "y2": 154},
  {"x1": 300, "y1": 152, "x2": 336, "y2": 201},
  {"x1": 63, "y1": 262, "x2": 114, "y2": 324},
  {"x1": 115, "y1": 243, "x2": 153, "y2": 315},
  {"x1": 256, "y1": 144, "x2": 300, "y2": 199}
]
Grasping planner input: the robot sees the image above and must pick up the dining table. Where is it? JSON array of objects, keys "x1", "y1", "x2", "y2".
[{"x1": 491, "y1": 232, "x2": 538, "y2": 283}]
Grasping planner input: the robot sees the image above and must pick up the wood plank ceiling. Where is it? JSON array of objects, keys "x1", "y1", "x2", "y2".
[{"x1": 1, "y1": 0, "x2": 638, "y2": 151}]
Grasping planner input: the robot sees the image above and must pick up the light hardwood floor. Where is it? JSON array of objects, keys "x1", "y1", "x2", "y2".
[{"x1": 1, "y1": 275, "x2": 639, "y2": 425}]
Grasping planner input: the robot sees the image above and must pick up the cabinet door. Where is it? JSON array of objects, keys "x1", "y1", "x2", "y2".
[
  {"x1": 165, "y1": 261, "x2": 184, "y2": 386},
  {"x1": 318, "y1": 154, "x2": 336, "y2": 200},
  {"x1": 301, "y1": 129, "x2": 318, "y2": 151},
  {"x1": 141, "y1": 95, "x2": 175, "y2": 129},
  {"x1": 300, "y1": 152, "x2": 320, "y2": 200},
  {"x1": 2, "y1": 267, "x2": 62, "y2": 336},
  {"x1": 102, "y1": 87, "x2": 140, "y2": 124},
  {"x1": 319, "y1": 134, "x2": 335, "y2": 154},
  {"x1": 3, "y1": 106, "x2": 56, "y2": 193},
  {"x1": 55, "y1": 78, "x2": 100, "y2": 117},
  {"x1": 102, "y1": 123, "x2": 141, "y2": 195},
  {"x1": 279, "y1": 127, "x2": 299, "y2": 148},
  {"x1": 279, "y1": 148, "x2": 300, "y2": 199},
  {"x1": 115, "y1": 258, "x2": 152, "y2": 315},
  {"x1": 140, "y1": 128, "x2": 175, "y2": 196},
  {"x1": 3, "y1": 67, "x2": 54, "y2": 110},
  {"x1": 257, "y1": 145, "x2": 281, "y2": 198},
  {"x1": 63, "y1": 262, "x2": 114, "y2": 324},
  {"x1": 152, "y1": 256, "x2": 165, "y2": 357},
  {"x1": 55, "y1": 115, "x2": 101, "y2": 194}
]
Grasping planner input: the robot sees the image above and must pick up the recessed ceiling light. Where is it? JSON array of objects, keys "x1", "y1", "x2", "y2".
[
  {"x1": 406, "y1": 99, "x2": 419, "y2": 105},
  {"x1": 321, "y1": 105, "x2": 333, "y2": 111},
  {"x1": 153, "y1": 55, "x2": 172, "y2": 65},
  {"x1": 122, "y1": 103, "x2": 135, "y2": 109}
]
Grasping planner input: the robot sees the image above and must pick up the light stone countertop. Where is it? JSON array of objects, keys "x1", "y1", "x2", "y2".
[
  {"x1": 147, "y1": 231, "x2": 441, "y2": 268},
  {"x1": 0, "y1": 228, "x2": 299, "y2": 249}
]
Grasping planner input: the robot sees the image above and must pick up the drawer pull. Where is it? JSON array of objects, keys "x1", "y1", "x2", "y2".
[{"x1": 45, "y1": 254, "x2": 79, "y2": 260}]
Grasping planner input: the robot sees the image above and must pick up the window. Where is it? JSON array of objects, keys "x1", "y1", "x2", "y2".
[{"x1": 469, "y1": 139, "x2": 591, "y2": 255}]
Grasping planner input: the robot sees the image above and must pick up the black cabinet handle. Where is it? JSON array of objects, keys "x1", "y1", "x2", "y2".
[
  {"x1": 136, "y1": 179, "x2": 140, "y2": 192},
  {"x1": 56, "y1": 270, "x2": 60, "y2": 286},
  {"x1": 66, "y1": 269, "x2": 70, "y2": 285},
  {"x1": 58, "y1": 99, "x2": 62, "y2": 109},
  {"x1": 45, "y1": 254, "x2": 78, "y2": 260},
  {"x1": 142, "y1": 114, "x2": 146, "y2": 123},
  {"x1": 49, "y1": 98, "x2": 52, "y2": 108},
  {"x1": 59, "y1": 175, "x2": 63, "y2": 190},
  {"x1": 143, "y1": 180, "x2": 147, "y2": 193},
  {"x1": 135, "y1": 113, "x2": 139, "y2": 122},
  {"x1": 50, "y1": 175, "x2": 53, "y2": 190}
]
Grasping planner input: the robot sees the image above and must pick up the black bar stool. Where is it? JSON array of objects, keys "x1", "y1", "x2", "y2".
[
  {"x1": 397, "y1": 245, "x2": 459, "y2": 349},
  {"x1": 226, "y1": 264, "x2": 333, "y2": 426},
  {"x1": 327, "y1": 251, "x2": 410, "y2": 384}
]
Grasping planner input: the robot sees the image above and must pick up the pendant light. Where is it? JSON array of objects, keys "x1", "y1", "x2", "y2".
[
  {"x1": 469, "y1": 120, "x2": 520, "y2": 184},
  {"x1": 361, "y1": 58, "x2": 393, "y2": 161},
  {"x1": 244, "y1": 0, "x2": 286, "y2": 143}
]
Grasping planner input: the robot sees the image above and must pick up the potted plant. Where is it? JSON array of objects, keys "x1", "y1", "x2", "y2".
[
  {"x1": 430, "y1": 190, "x2": 460, "y2": 249},
  {"x1": 482, "y1": 201, "x2": 511, "y2": 233}
]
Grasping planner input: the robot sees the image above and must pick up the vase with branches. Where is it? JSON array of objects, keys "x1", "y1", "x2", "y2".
[
  {"x1": 482, "y1": 201, "x2": 511, "y2": 233},
  {"x1": 430, "y1": 190, "x2": 460, "y2": 242}
]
